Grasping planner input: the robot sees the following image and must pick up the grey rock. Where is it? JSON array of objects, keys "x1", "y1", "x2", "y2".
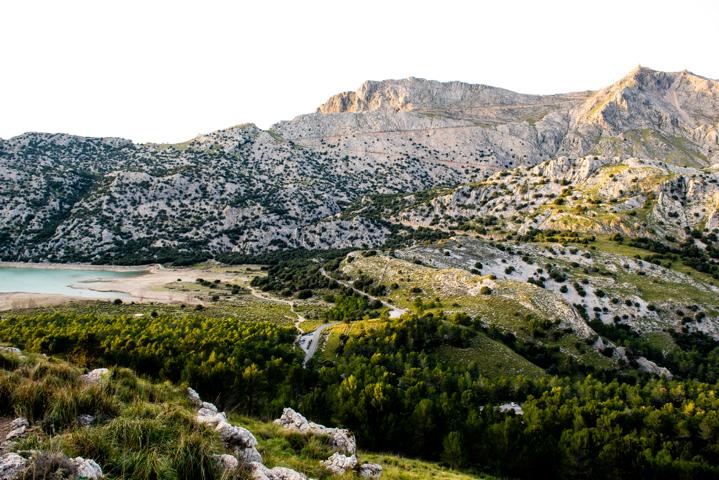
[
  {"x1": 274, "y1": 408, "x2": 356, "y2": 455},
  {"x1": 187, "y1": 387, "x2": 202, "y2": 406},
  {"x1": 0, "y1": 453, "x2": 27, "y2": 480},
  {"x1": 321, "y1": 452, "x2": 357, "y2": 475},
  {"x1": 0, "y1": 347, "x2": 21, "y2": 356},
  {"x1": 215, "y1": 422, "x2": 258, "y2": 449},
  {"x1": 236, "y1": 446, "x2": 262, "y2": 464},
  {"x1": 248, "y1": 462, "x2": 308, "y2": 480},
  {"x1": 79, "y1": 368, "x2": 110, "y2": 384},
  {"x1": 70, "y1": 457, "x2": 102, "y2": 479},
  {"x1": 358, "y1": 462, "x2": 383, "y2": 479},
  {"x1": 4, "y1": 418, "x2": 29, "y2": 442},
  {"x1": 212, "y1": 453, "x2": 238, "y2": 472},
  {"x1": 77, "y1": 415, "x2": 95, "y2": 427}
]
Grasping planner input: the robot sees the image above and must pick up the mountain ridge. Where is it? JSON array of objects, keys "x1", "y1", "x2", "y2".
[{"x1": 1, "y1": 67, "x2": 719, "y2": 263}]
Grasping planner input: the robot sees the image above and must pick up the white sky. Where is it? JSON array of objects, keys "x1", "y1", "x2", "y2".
[{"x1": 1, "y1": 0, "x2": 717, "y2": 143}]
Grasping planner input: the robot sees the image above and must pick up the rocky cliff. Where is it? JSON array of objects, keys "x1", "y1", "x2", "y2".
[{"x1": 1, "y1": 67, "x2": 718, "y2": 262}]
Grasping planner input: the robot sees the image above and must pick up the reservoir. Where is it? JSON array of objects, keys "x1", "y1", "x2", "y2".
[{"x1": 0, "y1": 265, "x2": 143, "y2": 298}]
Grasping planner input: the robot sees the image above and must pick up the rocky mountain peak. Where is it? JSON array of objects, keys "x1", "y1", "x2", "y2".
[{"x1": 315, "y1": 77, "x2": 526, "y2": 114}]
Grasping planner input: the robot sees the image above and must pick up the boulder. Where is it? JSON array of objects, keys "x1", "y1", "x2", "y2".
[
  {"x1": 0, "y1": 347, "x2": 21, "y2": 356},
  {"x1": 70, "y1": 457, "x2": 102, "y2": 479},
  {"x1": 212, "y1": 453, "x2": 238, "y2": 472},
  {"x1": 236, "y1": 446, "x2": 262, "y2": 464},
  {"x1": 248, "y1": 462, "x2": 308, "y2": 480},
  {"x1": 274, "y1": 408, "x2": 356, "y2": 455},
  {"x1": 358, "y1": 462, "x2": 382, "y2": 479},
  {"x1": 79, "y1": 368, "x2": 110, "y2": 384},
  {"x1": 215, "y1": 422, "x2": 258, "y2": 449},
  {"x1": 196, "y1": 410, "x2": 227, "y2": 428},
  {"x1": 320, "y1": 452, "x2": 357, "y2": 475},
  {"x1": 187, "y1": 387, "x2": 202, "y2": 406},
  {"x1": 77, "y1": 415, "x2": 95, "y2": 428},
  {"x1": 4, "y1": 418, "x2": 28, "y2": 442},
  {"x1": 0, "y1": 453, "x2": 27, "y2": 480}
]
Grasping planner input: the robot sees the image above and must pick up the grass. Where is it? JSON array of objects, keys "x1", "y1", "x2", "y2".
[
  {"x1": 0, "y1": 350, "x2": 232, "y2": 480},
  {"x1": 9, "y1": 295, "x2": 296, "y2": 326},
  {"x1": 436, "y1": 334, "x2": 544, "y2": 379}
]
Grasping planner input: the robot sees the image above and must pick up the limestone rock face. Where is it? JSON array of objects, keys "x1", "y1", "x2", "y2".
[
  {"x1": 274, "y1": 408, "x2": 356, "y2": 455},
  {"x1": 3, "y1": 68, "x2": 717, "y2": 263},
  {"x1": 0, "y1": 453, "x2": 27, "y2": 480},
  {"x1": 215, "y1": 422, "x2": 258, "y2": 449}
]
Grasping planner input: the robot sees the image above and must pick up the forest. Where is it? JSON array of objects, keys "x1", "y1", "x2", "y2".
[{"x1": 1, "y1": 306, "x2": 719, "y2": 479}]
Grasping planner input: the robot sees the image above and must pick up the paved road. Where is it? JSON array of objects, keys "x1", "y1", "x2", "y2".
[
  {"x1": 319, "y1": 268, "x2": 408, "y2": 318},
  {"x1": 246, "y1": 283, "x2": 335, "y2": 364},
  {"x1": 299, "y1": 321, "x2": 337, "y2": 365}
]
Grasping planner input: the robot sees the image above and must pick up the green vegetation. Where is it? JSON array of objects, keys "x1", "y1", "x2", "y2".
[
  {"x1": 0, "y1": 351, "x2": 230, "y2": 480},
  {"x1": 0, "y1": 311, "x2": 303, "y2": 415}
]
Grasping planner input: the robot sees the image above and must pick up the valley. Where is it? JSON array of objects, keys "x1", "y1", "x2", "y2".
[{"x1": 2, "y1": 66, "x2": 719, "y2": 479}]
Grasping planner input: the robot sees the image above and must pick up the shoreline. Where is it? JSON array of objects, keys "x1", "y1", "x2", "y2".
[{"x1": 0, "y1": 261, "x2": 153, "y2": 273}]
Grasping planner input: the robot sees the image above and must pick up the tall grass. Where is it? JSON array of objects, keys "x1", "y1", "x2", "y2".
[{"x1": 1, "y1": 352, "x2": 245, "y2": 480}]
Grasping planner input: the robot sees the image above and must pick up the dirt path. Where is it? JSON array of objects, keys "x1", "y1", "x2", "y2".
[
  {"x1": 319, "y1": 268, "x2": 407, "y2": 318},
  {"x1": 245, "y1": 284, "x2": 336, "y2": 364}
]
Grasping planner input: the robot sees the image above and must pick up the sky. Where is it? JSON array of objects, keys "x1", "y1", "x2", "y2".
[{"x1": 1, "y1": 0, "x2": 718, "y2": 143}]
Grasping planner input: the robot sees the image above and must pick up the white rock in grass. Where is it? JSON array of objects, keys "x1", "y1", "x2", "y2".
[
  {"x1": 4, "y1": 417, "x2": 29, "y2": 442},
  {"x1": 71, "y1": 457, "x2": 103, "y2": 479},
  {"x1": 236, "y1": 446, "x2": 262, "y2": 464},
  {"x1": 187, "y1": 387, "x2": 202, "y2": 406},
  {"x1": 0, "y1": 347, "x2": 21, "y2": 356},
  {"x1": 215, "y1": 421, "x2": 258, "y2": 448},
  {"x1": 201, "y1": 401, "x2": 218, "y2": 412},
  {"x1": 321, "y1": 452, "x2": 357, "y2": 475},
  {"x1": 274, "y1": 408, "x2": 356, "y2": 455},
  {"x1": 268, "y1": 466, "x2": 309, "y2": 480},
  {"x1": 79, "y1": 368, "x2": 110, "y2": 384},
  {"x1": 0, "y1": 453, "x2": 27, "y2": 480},
  {"x1": 212, "y1": 454, "x2": 238, "y2": 472},
  {"x1": 248, "y1": 462, "x2": 308, "y2": 480},
  {"x1": 358, "y1": 462, "x2": 383, "y2": 479},
  {"x1": 196, "y1": 409, "x2": 227, "y2": 428},
  {"x1": 77, "y1": 415, "x2": 95, "y2": 427}
]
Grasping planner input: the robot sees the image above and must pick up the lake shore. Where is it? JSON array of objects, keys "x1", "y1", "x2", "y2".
[
  {"x1": 0, "y1": 263, "x2": 243, "y2": 311},
  {"x1": 0, "y1": 261, "x2": 151, "y2": 272}
]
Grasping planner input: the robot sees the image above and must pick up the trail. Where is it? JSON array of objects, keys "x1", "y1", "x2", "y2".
[
  {"x1": 319, "y1": 268, "x2": 407, "y2": 319},
  {"x1": 245, "y1": 283, "x2": 336, "y2": 364}
]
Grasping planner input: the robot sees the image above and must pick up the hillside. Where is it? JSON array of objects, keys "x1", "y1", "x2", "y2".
[{"x1": 1, "y1": 67, "x2": 718, "y2": 263}]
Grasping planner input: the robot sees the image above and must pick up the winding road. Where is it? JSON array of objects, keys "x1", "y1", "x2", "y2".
[
  {"x1": 245, "y1": 283, "x2": 336, "y2": 364},
  {"x1": 319, "y1": 268, "x2": 408, "y2": 318}
]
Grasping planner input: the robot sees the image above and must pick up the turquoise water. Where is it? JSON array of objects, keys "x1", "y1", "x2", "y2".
[{"x1": 0, "y1": 266, "x2": 143, "y2": 298}]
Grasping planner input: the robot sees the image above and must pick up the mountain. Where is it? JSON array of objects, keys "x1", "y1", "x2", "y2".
[{"x1": 1, "y1": 67, "x2": 718, "y2": 263}]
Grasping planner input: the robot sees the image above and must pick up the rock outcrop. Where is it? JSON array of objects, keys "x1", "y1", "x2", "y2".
[
  {"x1": 79, "y1": 368, "x2": 110, "y2": 384},
  {"x1": 189, "y1": 389, "x2": 308, "y2": 479},
  {"x1": 3, "y1": 419, "x2": 28, "y2": 443},
  {"x1": 274, "y1": 408, "x2": 356, "y2": 455},
  {"x1": 274, "y1": 408, "x2": 381, "y2": 478},
  {"x1": 0, "y1": 453, "x2": 26, "y2": 480}
]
